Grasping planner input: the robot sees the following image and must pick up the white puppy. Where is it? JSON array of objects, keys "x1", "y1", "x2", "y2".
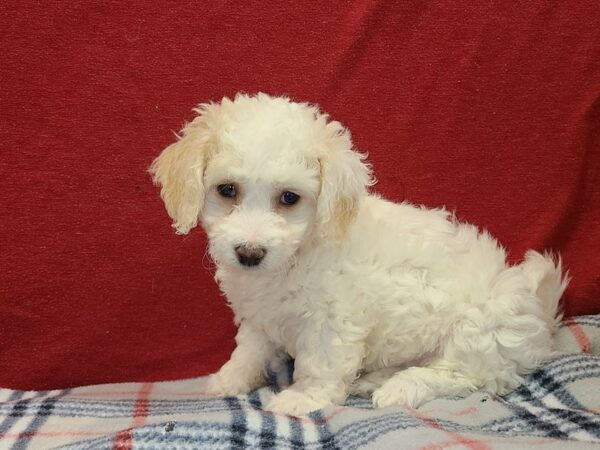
[{"x1": 150, "y1": 93, "x2": 568, "y2": 416}]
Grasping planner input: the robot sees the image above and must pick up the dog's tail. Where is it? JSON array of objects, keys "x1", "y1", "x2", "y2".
[{"x1": 520, "y1": 250, "x2": 569, "y2": 333}]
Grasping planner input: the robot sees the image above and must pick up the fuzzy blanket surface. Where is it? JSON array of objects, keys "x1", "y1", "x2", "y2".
[{"x1": 1, "y1": 315, "x2": 599, "y2": 450}]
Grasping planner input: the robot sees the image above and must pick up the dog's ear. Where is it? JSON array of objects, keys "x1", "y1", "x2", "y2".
[
  {"x1": 149, "y1": 104, "x2": 219, "y2": 234},
  {"x1": 317, "y1": 120, "x2": 374, "y2": 241}
]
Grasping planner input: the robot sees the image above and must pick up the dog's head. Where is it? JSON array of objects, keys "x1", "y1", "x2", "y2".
[{"x1": 150, "y1": 93, "x2": 373, "y2": 271}]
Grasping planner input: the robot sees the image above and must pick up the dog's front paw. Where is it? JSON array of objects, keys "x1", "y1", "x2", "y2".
[
  {"x1": 265, "y1": 389, "x2": 329, "y2": 416},
  {"x1": 201, "y1": 371, "x2": 259, "y2": 397},
  {"x1": 372, "y1": 377, "x2": 432, "y2": 409}
]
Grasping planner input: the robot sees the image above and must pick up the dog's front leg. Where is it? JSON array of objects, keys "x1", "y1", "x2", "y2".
[
  {"x1": 265, "y1": 325, "x2": 364, "y2": 416},
  {"x1": 201, "y1": 320, "x2": 275, "y2": 397}
]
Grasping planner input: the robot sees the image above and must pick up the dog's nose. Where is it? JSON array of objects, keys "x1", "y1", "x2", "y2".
[{"x1": 235, "y1": 245, "x2": 267, "y2": 267}]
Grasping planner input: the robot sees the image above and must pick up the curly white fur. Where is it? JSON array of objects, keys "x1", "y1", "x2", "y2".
[{"x1": 150, "y1": 93, "x2": 569, "y2": 416}]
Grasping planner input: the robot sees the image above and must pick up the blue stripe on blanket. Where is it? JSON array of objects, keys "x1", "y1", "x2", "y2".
[
  {"x1": 508, "y1": 367, "x2": 587, "y2": 409},
  {"x1": 0, "y1": 391, "x2": 26, "y2": 438},
  {"x1": 543, "y1": 354, "x2": 600, "y2": 376},
  {"x1": 226, "y1": 396, "x2": 248, "y2": 449},
  {"x1": 308, "y1": 410, "x2": 338, "y2": 450},
  {"x1": 258, "y1": 409, "x2": 277, "y2": 449},
  {"x1": 484, "y1": 407, "x2": 600, "y2": 440},
  {"x1": 57, "y1": 420, "x2": 338, "y2": 450},
  {"x1": 333, "y1": 412, "x2": 428, "y2": 449},
  {"x1": 0, "y1": 397, "x2": 235, "y2": 418},
  {"x1": 289, "y1": 416, "x2": 305, "y2": 449},
  {"x1": 246, "y1": 390, "x2": 280, "y2": 449},
  {"x1": 10, "y1": 389, "x2": 70, "y2": 450}
]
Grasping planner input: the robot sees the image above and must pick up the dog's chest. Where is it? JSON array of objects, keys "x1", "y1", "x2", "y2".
[{"x1": 220, "y1": 272, "x2": 308, "y2": 355}]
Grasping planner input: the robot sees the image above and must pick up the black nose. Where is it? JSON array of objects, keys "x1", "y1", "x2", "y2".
[{"x1": 235, "y1": 245, "x2": 267, "y2": 267}]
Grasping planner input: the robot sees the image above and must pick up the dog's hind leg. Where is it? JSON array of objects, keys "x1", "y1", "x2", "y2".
[{"x1": 371, "y1": 363, "x2": 479, "y2": 409}]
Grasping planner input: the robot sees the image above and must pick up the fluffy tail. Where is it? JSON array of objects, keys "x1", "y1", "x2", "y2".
[{"x1": 520, "y1": 250, "x2": 569, "y2": 332}]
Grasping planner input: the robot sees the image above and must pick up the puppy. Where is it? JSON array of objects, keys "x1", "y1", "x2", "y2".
[{"x1": 150, "y1": 93, "x2": 568, "y2": 416}]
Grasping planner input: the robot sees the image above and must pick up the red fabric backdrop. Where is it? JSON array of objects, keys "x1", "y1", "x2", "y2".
[{"x1": 1, "y1": 1, "x2": 599, "y2": 390}]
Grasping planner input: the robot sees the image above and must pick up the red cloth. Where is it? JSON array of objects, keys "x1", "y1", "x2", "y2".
[{"x1": 1, "y1": 1, "x2": 599, "y2": 390}]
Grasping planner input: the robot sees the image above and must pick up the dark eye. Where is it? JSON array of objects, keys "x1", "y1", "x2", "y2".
[
  {"x1": 280, "y1": 191, "x2": 300, "y2": 206},
  {"x1": 217, "y1": 184, "x2": 236, "y2": 198}
]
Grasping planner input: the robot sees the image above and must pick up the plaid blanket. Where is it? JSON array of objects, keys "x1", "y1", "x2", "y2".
[{"x1": 1, "y1": 316, "x2": 599, "y2": 450}]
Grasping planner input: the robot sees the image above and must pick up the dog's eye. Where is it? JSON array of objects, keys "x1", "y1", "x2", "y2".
[
  {"x1": 280, "y1": 191, "x2": 300, "y2": 206},
  {"x1": 217, "y1": 184, "x2": 236, "y2": 198}
]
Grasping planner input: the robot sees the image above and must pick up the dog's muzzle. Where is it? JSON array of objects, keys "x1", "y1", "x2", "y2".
[{"x1": 235, "y1": 245, "x2": 267, "y2": 267}]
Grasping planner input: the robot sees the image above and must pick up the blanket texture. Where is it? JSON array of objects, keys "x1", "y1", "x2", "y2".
[{"x1": 0, "y1": 316, "x2": 599, "y2": 449}]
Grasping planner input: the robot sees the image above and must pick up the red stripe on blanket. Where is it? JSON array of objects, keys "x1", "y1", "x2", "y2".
[
  {"x1": 408, "y1": 407, "x2": 492, "y2": 450},
  {"x1": 422, "y1": 405, "x2": 478, "y2": 417},
  {"x1": 113, "y1": 382, "x2": 153, "y2": 450},
  {"x1": 563, "y1": 318, "x2": 592, "y2": 353}
]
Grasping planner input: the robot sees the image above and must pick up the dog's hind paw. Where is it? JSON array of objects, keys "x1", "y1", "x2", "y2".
[{"x1": 372, "y1": 377, "x2": 433, "y2": 409}]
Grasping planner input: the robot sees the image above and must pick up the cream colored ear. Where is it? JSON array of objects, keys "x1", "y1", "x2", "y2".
[
  {"x1": 317, "y1": 120, "x2": 374, "y2": 241},
  {"x1": 149, "y1": 107, "x2": 216, "y2": 234}
]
